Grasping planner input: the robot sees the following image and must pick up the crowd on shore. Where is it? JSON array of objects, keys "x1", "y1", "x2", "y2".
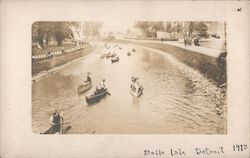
[{"x1": 183, "y1": 36, "x2": 200, "y2": 46}]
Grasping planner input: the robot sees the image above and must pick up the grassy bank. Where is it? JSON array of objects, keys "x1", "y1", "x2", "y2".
[
  {"x1": 112, "y1": 39, "x2": 226, "y2": 86},
  {"x1": 32, "y1": 46, "x2": 94, "y2": 75}
]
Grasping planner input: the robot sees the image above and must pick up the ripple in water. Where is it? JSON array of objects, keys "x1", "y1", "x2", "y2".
[{"x1": 32, "y1": 43, "x2": 226, "y2": 134}]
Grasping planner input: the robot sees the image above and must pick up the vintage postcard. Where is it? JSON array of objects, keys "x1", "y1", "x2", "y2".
[
  {"x1": 32, "y1": 21, "x2": 227, "y2": 135},
  {"x1": 1, "y1": 1, "x2": 249, "y2": 158}
]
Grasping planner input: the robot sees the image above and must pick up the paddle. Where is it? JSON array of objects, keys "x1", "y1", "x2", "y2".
[
  {"x1": 61, "y1": 122, "x2": 70, "y2": 125},
  {"x1": 106, "y1": 91, "x2": 111, "y2": 96},
  {"x1": 60, "y1": 122, "x2": 70, "y2": 134}
]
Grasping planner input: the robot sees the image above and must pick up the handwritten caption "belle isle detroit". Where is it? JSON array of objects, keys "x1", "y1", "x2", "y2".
[{"x1": 144, "y1": 147, "x2": 224, "y2": 157}]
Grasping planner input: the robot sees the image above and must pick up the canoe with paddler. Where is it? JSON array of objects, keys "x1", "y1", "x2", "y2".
[
  {"x1": 78, "y1": 72, "x2": 92, "y2": 93},
  {"x1": 85, "y1": 79, "x2": 110, "y2": 104},
  {"x1": 40, "y1": 110, "x2": 71, "y2": 134}
]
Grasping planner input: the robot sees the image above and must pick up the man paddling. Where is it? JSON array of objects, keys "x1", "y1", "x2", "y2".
[
  {"x1": 94, "y1": 79, "x2": 110, "y2": 95},
  {"x1": 49, "y1": 110, "x2": 64, "y2": 134}
]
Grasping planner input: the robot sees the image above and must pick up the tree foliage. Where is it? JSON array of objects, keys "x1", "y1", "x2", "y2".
[
  {"x1": 82, "y1": 22, "x2": 102, "y2": 38},
  {"x1": 194, "y1": 22, "x2": 208, "y2": 37},
  {"x1": 32, "y1": 21, "x2": 103, "y2": 46},
  {"x1": 32, "y1": 22, "x2": 74, "y2": 46},
  {"x1": 135, "y1": 21, "x2": 163, "y2": 37}
]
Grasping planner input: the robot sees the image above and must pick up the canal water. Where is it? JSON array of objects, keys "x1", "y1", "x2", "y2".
[{"x1": 32, "y1": 43, "x2": 226, "y2": 134}]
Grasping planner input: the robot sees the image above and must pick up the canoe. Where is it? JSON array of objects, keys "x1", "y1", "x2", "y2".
[
  {"x1": 127, "y1": 52, "x2": 131, "y2": 56},
  {"x1": 130, "y1": 84, "x2": 143, "y2": 97},
  {"x1": 132, "y1": 48, "x2": 136, "y2": 52},
  {"x1": 78, "y1": 82, "x2": 92, "y2": 93},
  {"x1": 111, "y1": 56, "x2": 119, "y2": 63},
  {"x1": 41, "y1": 124, "x2": 71, "y2": 134},
  {"x1": 106, "y1": 53, "x2": 116, "y2": 58},
  {"x1": 85, "y1": 88, "x2": 108, "y2": 104}
]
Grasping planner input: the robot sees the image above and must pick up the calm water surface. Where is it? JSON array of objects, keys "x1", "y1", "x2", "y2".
[{"x1": 32, "y1": 43, "x2": 226, "y2": 134}]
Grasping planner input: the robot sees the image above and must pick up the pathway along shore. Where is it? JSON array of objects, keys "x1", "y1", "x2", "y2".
[
  {"x1": 32, "y1": 45, "x2": 94, "y2": 77},
  {"x1": 110, "y1": 39, "x2": 227, "y2": 88}
]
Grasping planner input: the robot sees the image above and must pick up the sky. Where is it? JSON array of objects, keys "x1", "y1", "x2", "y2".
[{"x1": 101, "y1": 19, "x2": 134, "y2": 33}]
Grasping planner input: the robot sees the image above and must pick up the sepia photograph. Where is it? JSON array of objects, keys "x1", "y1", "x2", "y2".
[
  {"x1": 32, "y1": 21, "x2": 227, "y2": 134},
  {"x1": 1, "y1": 1, "x2": 249, "y2": 157}
]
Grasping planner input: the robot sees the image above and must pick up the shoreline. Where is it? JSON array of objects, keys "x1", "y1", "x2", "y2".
[
  {"x1": 32, "y1": 46, "x2": 95, "y2": 82},
  {"x1": 110, "y1": 39, "x2": 227, "y2": 87}
]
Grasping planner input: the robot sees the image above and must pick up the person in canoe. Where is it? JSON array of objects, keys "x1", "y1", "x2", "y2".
[
  {"x1": 131, "y1": 77, "x2": 138, "y2": 91},
  {"x1": 82, "y1": 72, "x2": 91, "y2": 85},
  {"x1": 49, "y1": 110, "x2": 64, "y2": 134},
  {"x1": 85, "y1": 72, "x2": 92, "y2": 83},
  {"x1": 78, "y1": 72, "x2": 92, "y2": 93},
  {"x1": 130, "y1": 77, "x2": 143, "y2": 97},
  {"x1": 94, "y1": 79, "x2": 110, "y2": 95},
  {"x1": 95, "y1": 79, "x2": 106, "y2": 92},
  {"x1": 101, "y1": 79, "x2": 107, "y2": 89}
]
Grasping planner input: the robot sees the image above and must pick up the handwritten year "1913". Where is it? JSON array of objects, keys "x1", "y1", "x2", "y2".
[{"x1": 232, "y1": 144, "x2": 248, "y2": 152}]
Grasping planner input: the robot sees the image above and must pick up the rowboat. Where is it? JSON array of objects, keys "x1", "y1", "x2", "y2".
[
  {"x1": 85, "y1": 88, "x2": 108, "y2": 104},
  {"x1": 78, "y1": 81, "x2": 92, "y2": 93},
  {"x1": 130, "y1": 84, "x2": 143, "y2": 97},
  {"x1": 111, "y1": 56, "x2": 119, "y2": 63}
]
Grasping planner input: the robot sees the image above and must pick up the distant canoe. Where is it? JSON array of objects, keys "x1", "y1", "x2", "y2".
[
  {"x1": 85, "y1": 88, "x2": 108, "y2": 104},
  {"x1": 132, "y1": 48, "x2": 136, "y2": 52},
  {"x1": 127, "y1": 52, "x2": 131, "y2": 56},
  {"x1": 78, "y1": 82, "x2": 92, "y2": 93},
  {"x1": 106, "y1": 53, "x2": 116, "y2": 58},
  {"x1": 111, "y1": 56, "x2": 119, "y2": 63}
]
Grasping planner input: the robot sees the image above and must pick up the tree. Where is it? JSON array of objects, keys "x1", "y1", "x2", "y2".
[
  {"x1": 188, "y1": 22, "x2": 196, "y2": 36},
  {"x1": 82, "y1": 22, "x2": 102, "y2": 38},
  {"x1": 135, "y1": 21, "x2": 150, "y2": 30},
  {"x1": 149, "y1": 21, "x2": 163, "y2": 37},
  {"x1": 32, "y1": 21, "x2": 75, "y2": 47},
  {"x1": 55, "y1": 30, "x2": 65, "y2": 46},
  {"x1": 134, "y1": 21, "x2": 151, "y2": 37},
  {"x1": 176, "y1": 22, "x2": 183, "y2": 33},
  {"x1": 194, "y1": 22, "x2": 208, "y2": 37},
  {"x1": 165, "y1": 22, "x2": 171, "y2": 33}
]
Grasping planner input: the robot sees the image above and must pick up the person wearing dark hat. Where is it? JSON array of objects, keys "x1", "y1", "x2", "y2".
[{"x1": 49, "y1": 110, "x2": 64, "y2": 134}]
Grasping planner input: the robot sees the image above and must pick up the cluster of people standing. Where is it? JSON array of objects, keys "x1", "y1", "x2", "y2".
[{"x1": 184, "y1": 36, "x2": 200, "y2": 46}]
